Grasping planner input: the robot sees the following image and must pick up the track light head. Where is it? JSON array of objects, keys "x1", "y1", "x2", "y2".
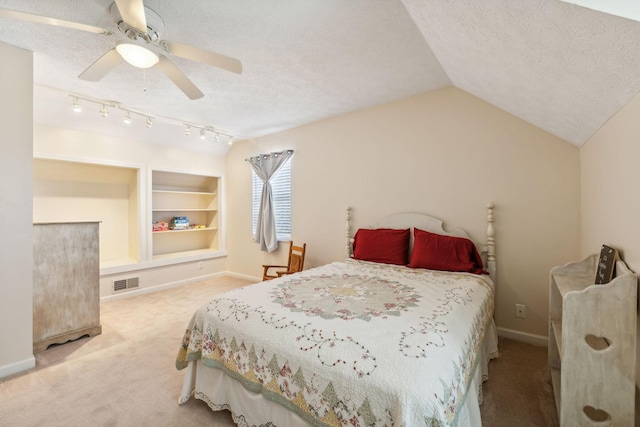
[
  {"x1": 72, "y1": 97, "x2": 82, "y2": 113},
  {"x1": 99, "y1": 104, "x2": 108, "y2": 118},
  {"x1": 145, "y1": 117, "x2": 153, "y2": 128},
  {"x1": 200, "y1": 129, "x2": 206, "y2": 140},
  {"x1": 184, "y1": 125, "x2": 191, "y2": 136},
  {"x1": 228, "y1": 136, "x2": 234, "y2": 145},
  {"x1": 123, "y1": 111, "x2": 132, "y2": 125}
]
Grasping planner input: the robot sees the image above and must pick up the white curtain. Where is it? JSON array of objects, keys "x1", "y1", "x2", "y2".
[{"x1": 246, "y1": 150, "x2": 294, "y2": 252}]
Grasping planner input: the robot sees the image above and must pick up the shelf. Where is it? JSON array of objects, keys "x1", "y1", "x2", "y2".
[
  {"x1": 153, "y1": 227, "x2": 217, "y2": 234},
  {"x1": 548, "y1": 255, "x2": 637, "y2": 425},
  {"x1": 152, "y1": 208, "x2": 217, "y2": 212},
  {"x1": 152, "y1": 190, "x2": 215, "y2": 196},
  {"x1": 100, "y1": 257, "x2": 139, "y2": 269},
  {"x1": 151, "y1": 170, "x2": 219, "y2": 258}
]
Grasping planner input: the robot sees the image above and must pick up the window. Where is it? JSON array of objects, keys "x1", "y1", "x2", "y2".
[{"x1": 252, "y1": 157, "x2": 291, "y2": 241}]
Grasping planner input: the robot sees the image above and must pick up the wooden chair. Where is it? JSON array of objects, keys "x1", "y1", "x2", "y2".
[{"x1": 262, "y1": 242, "x2": 307, "y2": 281}]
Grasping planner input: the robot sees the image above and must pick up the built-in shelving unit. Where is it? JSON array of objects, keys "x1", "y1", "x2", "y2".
[
  {"x1": 151, "y1": 170, "x2": 219, "y2": 260},
  {"x1": 548, "y1": 254, "x2": 637, "y2": 426},
  {"x1": 33, "y1": 157, "x2": 141, "y2": 269},
  {"x1": 32, "y1": 157, "x2": 227, "y2": 298}
]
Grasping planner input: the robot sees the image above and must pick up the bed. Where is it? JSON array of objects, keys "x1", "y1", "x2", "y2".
[{"x1": 177, "y1": 205, "x2": 498, "y2": 427}]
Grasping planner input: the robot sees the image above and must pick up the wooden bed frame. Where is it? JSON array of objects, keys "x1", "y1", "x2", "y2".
[{"x1": 345, "y1": 203, "x2": 496, "y2": 285}]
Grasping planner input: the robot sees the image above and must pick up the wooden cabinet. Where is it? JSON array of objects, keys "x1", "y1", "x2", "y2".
[
  {"x1": 151, "y1": 170, "x2": 219, "y2": 260},
  {"x1": 33, "y1": 222, "x2": 101, "y2": 353},
  {"x1": 548, "y1": 254, "x2": 637, "y2": 426}
]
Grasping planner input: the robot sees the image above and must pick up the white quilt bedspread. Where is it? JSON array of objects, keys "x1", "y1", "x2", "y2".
[{"x1": 177, "y1": 259, "x2": 495, "y2": 427}]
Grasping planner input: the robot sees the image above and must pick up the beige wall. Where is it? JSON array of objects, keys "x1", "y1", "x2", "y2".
[
  {"x1": 226, "y1": 87, "x2": 581, "y2": 338},
  {"x1": 581, "y1": 91, "x2": 640, "y2": 385},
  {"x1": 0, "y1": 42, "x2": 34, "y2": 377},
  {"x1": 34, "y1": 124, "x2": 227, "y2": 173}
]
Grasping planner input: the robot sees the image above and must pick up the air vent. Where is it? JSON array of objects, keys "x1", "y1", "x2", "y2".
[{"x1": 113, "y1": 277, "x2": 140, "y2": 293}]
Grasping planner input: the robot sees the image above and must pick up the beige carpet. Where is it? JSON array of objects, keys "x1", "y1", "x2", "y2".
[{"x1": 0, "y1": 276, "x2": 558, "y2": 426}]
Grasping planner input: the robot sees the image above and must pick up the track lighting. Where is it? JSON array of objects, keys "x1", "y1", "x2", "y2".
[
  {"x1": 99, "y1": 104, "x2": 108, "y2": 118},
  {"x1": 67, "y1": 93, "x2": 235, "y2": 142},
  {"x1": 72, "y1": 97, "x2": 82, "y2": 113}
]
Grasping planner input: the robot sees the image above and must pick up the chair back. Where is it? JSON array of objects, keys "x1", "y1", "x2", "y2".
[{"x1": 287, "y1": 242, "x2": 306, "y2": 273}]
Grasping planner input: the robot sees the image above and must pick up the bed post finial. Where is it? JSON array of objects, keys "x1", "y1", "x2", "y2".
[
  {"x1": 486, "y1": 203, "x2": 496, "y2": 283},
  {"x1": 346, "y1": 207, "x2": 352, "y2": 259}
]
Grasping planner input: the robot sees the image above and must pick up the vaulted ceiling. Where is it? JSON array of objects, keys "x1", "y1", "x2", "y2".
[{"x1": 1, "y1": 0, "x2": 639, "y2": 155}]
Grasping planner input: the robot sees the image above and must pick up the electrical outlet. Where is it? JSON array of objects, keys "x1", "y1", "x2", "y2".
[
  {"x1": 198, "y1": 261, "x2": 203, "y2": 270},
  {"x1": 515, "y1": 304, "x2": 526, "y2": 319}
]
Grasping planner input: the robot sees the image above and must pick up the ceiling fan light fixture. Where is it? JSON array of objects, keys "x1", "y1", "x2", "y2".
[{"x1": 116, "y1": 42, "x2": 159, "y2": 69}]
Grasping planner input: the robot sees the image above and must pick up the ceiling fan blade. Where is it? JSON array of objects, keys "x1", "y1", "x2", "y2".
[
  {"x1": 156, "y1": 55, "x2": 204, "y2": 100},
  {"x1": 0, "y1": 8, "x2": 111, "y2": 35},
  {"x1": 114, "y1": 0, "x2": 147, "y2": 34},
  {"x1": 78, "y1": 49, "x2": 123, "y2": 81},
  {"x1": 166, "y1": 42, "x2": 242, "y2": 74}
]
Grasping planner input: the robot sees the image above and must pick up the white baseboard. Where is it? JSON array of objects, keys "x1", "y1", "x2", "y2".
[
  {"x1": 496, "y1": 327, "x2": 548, "y2": 347},
  {"x1": 0, "y1": 356, "x2": 36, "y2": 379},
  {"x1": 225, "y1": 271, "x2": 261, "y2": 282},
  {"x1": 100, "y1": 272, "x2": 227, "y2": 303}
]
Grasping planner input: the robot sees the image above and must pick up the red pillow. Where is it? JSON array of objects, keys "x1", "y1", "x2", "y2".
[
  {"x1": 408, "y1": 228, "x2": 487, "y2": 274},
  {"x1": 352, "y1": 228, "x2": 410, "y2": 265}
]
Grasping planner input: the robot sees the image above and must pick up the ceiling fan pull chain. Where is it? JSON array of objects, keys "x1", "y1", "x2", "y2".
[{"x1": 143, "y1": 69, "x2": 147, "y2": 92}]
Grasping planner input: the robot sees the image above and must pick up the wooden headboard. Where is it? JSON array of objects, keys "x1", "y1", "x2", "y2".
[{"x1": 345, "y1": 204, "x2": 497, "y2": 285}]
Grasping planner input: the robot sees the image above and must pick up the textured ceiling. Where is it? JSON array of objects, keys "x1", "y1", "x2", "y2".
[
  {"x1": 402, "y1": 0, "x2": 640, "y2": 146},
  {"x1": 1, "y1": 0, "x2": 639, "y2": 154}
]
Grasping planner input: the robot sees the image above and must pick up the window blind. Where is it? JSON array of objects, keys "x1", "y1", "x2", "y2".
[{"x1": 252, "y1": 157, "x2": 291, "y2": 241}]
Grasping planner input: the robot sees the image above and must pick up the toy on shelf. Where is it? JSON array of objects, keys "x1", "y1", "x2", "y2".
[
  {"x1": 152, "y1": 221, "x2": 169, "y2": 232},
  {"x1": 170, "y1": 216, "x2": 190, "y2": 230}
]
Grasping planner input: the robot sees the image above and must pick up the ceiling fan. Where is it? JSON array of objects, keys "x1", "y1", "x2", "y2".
[{"x1": 0, "y1": 0, "x2": 242, "y2": 99}]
